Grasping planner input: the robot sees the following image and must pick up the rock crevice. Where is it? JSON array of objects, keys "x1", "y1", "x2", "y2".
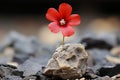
[{"x1": 43, "y1": 44, "x2": 88, "y2": 79}]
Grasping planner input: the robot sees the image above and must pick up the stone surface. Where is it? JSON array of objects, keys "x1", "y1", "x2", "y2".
[
  {"x1": 13, "y1": 53, "x2": 31, "y2": 64},
  {"x1": 0, "y1": 47, "x2": 15, "y2": 64},
  {"x1": 81, "y1": 38, "x2": 113, "y2": 50},
  {"x1": 87, "y1": 52, "x2": 95, "y2": 67},
  {"x1": 97, "y1": 64, "x2": 120, "y2": 77},
  {"x1": 112, "y1": 74, "x2": 120, "y2": 80},
  {"x1": 81, "y1": 33, "x2": 117, "y2": 46},
  {"x1": 105, "y1": 55, "x2": 120, "y2": 64},
  {"x1": 36, "y1": 71, "x2": 47, "y2": 80},
  {"x1": 18, "y1": 58, "x2": 42, "y2": 76},
  {"x1": 92, "y1": 76, "x2": 112, "y2": 80},
  {"x1": 110, "y1": 46, "x2": 120, "y2": 57},
  {"x1": 0, "y1": 64, "x2": 16, "y2": 77},
  {"x1": 0, "y1": 31, "x2": 42, "y2": 64},
  {"x1": 3, "y1": 75, "x2": 22, "y2": 80},
  {"x1": 117, "y1": 35, "x2": 120, "y2": 45},
  {"x1": 23, "y1": 75, "x2": 37, "y2": 80},
  {"x1": 43, "y1": 44, "x2": 88, "y2": 79},
  {"x1": 88, "y1": 49, "x2": 115, "y2": 73},
  {"x1": 83, "y1": 68, "x2": 98, "y2": 79}
]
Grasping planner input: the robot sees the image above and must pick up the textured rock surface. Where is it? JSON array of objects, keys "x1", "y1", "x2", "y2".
[
  {"x1": 18, "y1": 58, "x2": 42, "y2": 76},
  {"x1": 3, "y1": 75, "x2": 22, "y2": 80},
  {"x1": 0, "y1": 64, "x2": 17, "y2": 77},
  {"x1": 92, "y1": 76, "x2": 112, "y2": 80},
  {"x1": 43, "y1": 44, "x2": 88, "y2": 79}
]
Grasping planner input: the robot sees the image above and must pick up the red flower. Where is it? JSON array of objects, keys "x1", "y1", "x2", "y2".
[{"x1": 46, "y1": 3, "x2": 80, "y2": 37}]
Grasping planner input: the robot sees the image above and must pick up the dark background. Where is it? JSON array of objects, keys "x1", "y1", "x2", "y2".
[{"x1": 0, "y1": 0, "x2": 120, "y2": 15}]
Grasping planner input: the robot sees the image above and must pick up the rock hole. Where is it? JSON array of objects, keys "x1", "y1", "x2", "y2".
[
  {"x1": 67, "y1": 55, "x2": 76, "y2": 61},
  {"x1": 75, "y1": 48, "x2": 82, "y2": 54}
]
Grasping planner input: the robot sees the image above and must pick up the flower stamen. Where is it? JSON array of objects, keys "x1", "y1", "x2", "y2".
[{"x1": 60, "y1": 19, "x2": 66, "y2": 26}]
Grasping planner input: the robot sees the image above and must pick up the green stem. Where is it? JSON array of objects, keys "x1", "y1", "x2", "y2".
[{"x1": 62, "y1": 35, "x2": 65, "y2": 45}]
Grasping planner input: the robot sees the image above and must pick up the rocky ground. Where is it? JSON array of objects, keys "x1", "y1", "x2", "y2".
[{"x1": 0, "y1": 31, "x2": 120, "y2": 80}]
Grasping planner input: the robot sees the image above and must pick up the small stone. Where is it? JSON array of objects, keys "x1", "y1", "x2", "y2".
[
  {"x1": 23, "y1": 75, "x2": 37, "y2": 80},
  {"x1": 7, "y1": 62, "x2": 18, "y2": 67},
  {"x1": 97, "y1": 64, "x2": 120, "y2": 77},
  {"x1": 88, "y1": 49, "x2": 114, "y2": 72},
  {"x1": 84, "y1": 68, "x2": 98, "y2": 79},
  {"x1": 81, "y1": 38, "x2": 113, "y2": 50},
  {"x1": 87, "y1": 52, "x2": 95, "y2": 67},
  {"x1": 105, "y1": 55, "x2": 120, "y2": 64},
  {"x1": 43, "y1": 44, "x2": 88, "y2": 79},
  {"x1": 12, "y1": 70, "x2": 23, "y2": 77},
  {"x1": 92, "y1": 76, "x2": 112, "y2": 80},
  {"x1": 3, "y1": 75, "x2": 22, "y2": 80},
  {"x1": 80, "y1": 78, "x2": 85, "y2": 80},
  {"x1": 0, "y1": 64, "x2": 16, "y2": 77},
  {"x1": 13, "y1": 53, "x2": 30, "y2": 64},
  {"x1": 36, "y1": 71, "x2": 47, "y2": 80},
  {"x1": 18, "y1": 58, "x2": 42, "y2": 76},
  {"x1": 14, "y1": 37, "x2": 39, "y2": 55},
  {"x1": 111, "y1": 46, "x2": 120, "y2": 57},
  {"x1": 0, "y1": 47, "x2": 15, "y2": 64},
  {"x1": 112, "y1": 74, "x2": 120, "y2": 80}
]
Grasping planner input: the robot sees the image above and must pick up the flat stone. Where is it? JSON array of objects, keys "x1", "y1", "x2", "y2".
[
  {"x1": 3, "y1": 75, "x2": 22, "y2": 80},
  {"x1": 110, "y1": 46, "x2": 120, "y2": 57},
  {"x1": 92, "y1": 76, "x2": 112, "y2": 80},
  {"x1": 0, "y1": 64, "x2": 16, "y2": 77},
  {"x1": 14, "y1": 37, "x2": 40, "y2": 55},
  {"x1": 87, "y1": 52, "x2": 95, "y2": 67},
  {"x1": 88, "y1": 49, "x2": 115, "y2": 72},
  {"x1": 97, "y1": 64, "x2": 120, "y2": 77},
  {"x1": 83, "y1": 68, "x2": 98, "y2": 79},
  {"x1": 18, "y1": 58, "x2": 42, "y2": 76},
  {"x1": 12, "y1": 70, "x2": 23, "y2": 77},
  {"x1": 13, "y1": 53, "x2": 31, "y2": 64},
  {"x1": 105, "y1": 55, "x2": 120, "y2": 64},
  {"x1": 23, "y1": 75, "x2": 37, "y2": 80},
  {"x1": 43, "y1": 44, "x2": 88, "y2": 79},
  {"x1": 82, "y1": 33, "x2": 117, "y2": 46},
  {"x1": 0, "y1": 47, "x2": 15, "y2": 64},
  {"x1": 81, "y1": 38, "x2": 113, "y2": 50}
]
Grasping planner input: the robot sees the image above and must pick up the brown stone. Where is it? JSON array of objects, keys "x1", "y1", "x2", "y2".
[
  {"x1": 43, "y1": 44, "x2": 88, "y2": 79},
  {"x1": 111, "y1": 46, "x2": 120, "y2": 57}
]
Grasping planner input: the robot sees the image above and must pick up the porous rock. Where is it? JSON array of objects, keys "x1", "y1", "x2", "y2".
[{"x1": 43, "y1": 44, "x2": 88, "y2": 79}]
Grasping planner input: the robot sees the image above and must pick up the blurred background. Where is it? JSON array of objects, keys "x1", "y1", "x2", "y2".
[
  {"x1": 0, "y1": 1, "x2": 120, "y2": 79},
  {"x1": 0, "y1": 0, "x2": 120, "y2": 44}
]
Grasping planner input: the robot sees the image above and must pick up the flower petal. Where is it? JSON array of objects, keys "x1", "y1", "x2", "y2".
[
  {"x1": 68, "y1": 14, "x2": 80, "y2": 26},
  {"x1": 46, "y1": 8, "x2": 60, "y2": 22},
  {"x1": 60, "y1": 26, "x2": 74, "y2": 37},
  {"x1": 48, "y1": 22, "x2": 60, "y2": 33},
  {"x1": 59, "y1": 3, "x2": 72, "y2": 19}
]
